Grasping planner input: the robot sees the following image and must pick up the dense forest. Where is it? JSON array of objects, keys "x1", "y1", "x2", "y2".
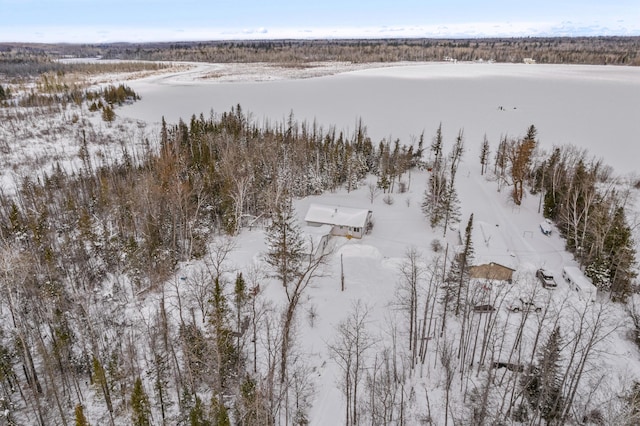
[{"x1": 2, "y1": 36, "x2": 640, "y2": 68}]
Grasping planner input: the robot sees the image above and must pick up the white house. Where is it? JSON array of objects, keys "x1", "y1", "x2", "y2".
[{"x1": 304, "y1": 204, "x2": 373, "y2": 239}]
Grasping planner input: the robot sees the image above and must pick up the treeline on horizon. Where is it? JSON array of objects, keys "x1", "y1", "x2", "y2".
[{"x1": 1, "y1": 36, "x2": 639, "y2": 72}]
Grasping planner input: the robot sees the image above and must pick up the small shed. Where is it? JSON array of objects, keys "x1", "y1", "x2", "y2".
[
  {"x1": 304, "y1": 204, "x2": 372, "y2": 239},
  {"x1": 470, "y1": 262, "x2": 516, "y2": 282}
]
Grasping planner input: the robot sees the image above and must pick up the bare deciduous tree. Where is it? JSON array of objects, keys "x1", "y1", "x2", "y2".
[{"x1": 329, "y1": 301, "x2": 375, "y2": 426}]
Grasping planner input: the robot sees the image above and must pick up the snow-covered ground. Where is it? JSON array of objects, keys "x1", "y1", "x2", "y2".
[
  {"x1": 3, "y1": 60, "x2": 640, "y2": 424},
  {"x1": 121, "y1": 61, "x2": 636, "y2": 424},
  {"x1": 215, "y1": 163, "x2": 640, "y2": 424}
]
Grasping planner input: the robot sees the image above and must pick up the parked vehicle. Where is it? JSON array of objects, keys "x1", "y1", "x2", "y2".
[
  {"x1": 540, "y1": 219, "x2": 553, "y2": 236},
  {"x1": 536, "y1": 268, "x2": 557, "y2": 288},
  {"x1": 507, "y1": 298, "x2": 542, "y2": 313},
  {"x1": 492, "y1": 362, "x2": 525, "y2": 373},
  {"x1": 473, "y1": 304, "x2": 495, "y2": 313},
  {"x1": 562, "y1": 266, "x2": 597, "y2": 302}
]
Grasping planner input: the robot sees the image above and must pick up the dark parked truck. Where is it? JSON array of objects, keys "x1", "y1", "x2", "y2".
[{"x1": 536, "y1": 268, "x2": 557, "y2": 288}]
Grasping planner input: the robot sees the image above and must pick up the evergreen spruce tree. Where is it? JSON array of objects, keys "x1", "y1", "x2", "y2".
[
  {"x1": 422, "y1": 172, "x2": 448, "y2": 229},
  {"x1": 479, "y1": 134, "x2": 490, "y2": 175},
  {"x1": 508, "y1": 127, "x2": 537, "y2": 205},
  {"x1": 101, "y1": 105, "x2": 116, "y2": 122},
  {"x1": 234, "y1": 272, "x2": 247, "y2": 353},
  {"x1": 456, "y1": 214, "x2": 474, "y2": 314},
  {"x1": 210, "y1": 277, "x2": 236, "y2": 391},
  {"x1": 376, "y1": 172, "x2": 390, "y2": 193},
  {"x1": 161, "y1": 116, "x2": 169, "y2": 148},
  {"x1": 189, "y1": 396, "x2": 212, "y2": 426},
  {"x1": 92, "y1": 356, "x2": 113, "y2": 416},
  {"x1": 211, "y1": 396, "x2": 231, "y2": 426},
  {"x1": 422, "y1": 124, "x2": 447, "y2": 228},
  {"x1": 440, "y1": 182, "x2": 461, "y2": 236},
  {"x1": 604, "y1": 206, "x2": 636, "y2": 301},
  {"x1": 442, "y1": 214, "x2": 474, "y2": 315},
  {"x1": 265, "y1": 202, "x2": 304, "y2": 288},
  {"x1": 131, "y1": 377, "x2": 152, "y2": 426},
  {"x1": 236, "y1": 376, "x2": 265, "y2": 426},
  {"x1": 522, "y1": 326, "x2": 564, "y2": 424}
]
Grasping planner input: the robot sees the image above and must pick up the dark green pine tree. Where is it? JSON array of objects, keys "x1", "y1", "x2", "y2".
[
  {"x1": 210, "y1": 277, "x2": 236, "y2": 391},
  {"x1": 423, "y1": 124, "x2": 447, "y2": 228},
  {"x1": 605, "y1": 206, "x2": 637, "y2": 301},
  {"x1": 522, "y1": 326, "x2": 564, "y2": 424},
  {"x1": 131, "y1": 377, "x2": 152, "y2": 426},
  {"x1": 376, "y1": 171, "x2": 390, "y2": 193},
  {"x1": 265, "y1": 203, "x2": 304, "y2": 288},
  {"x1": 211, "y1": 396, "x2": 231, "y2": 426},
  {"x1": 456, "y1": 214, "x2": 474, "y2": 315},
  {"x1": 234, "y1": 272, "x2": 247, "y2": 352},
  {"x1": 440, "y1": 182, "x2": 461, "y2": 236},
  {"x1": 235, "y1": 376, "x2": 267, "y2": 426},
  {"x1": 189, "y1": 396, "x2": 212, "y2": 426},
  {"x1": 479, "y1": 134, "x2": 490, "y2": 176},
  {"x1": 541, "y1": 148, "x2": 562, "y2": 219},
  {"x1": 101, "y1": 105, "x2": 116, "y2": 122},
  {"x1": 442, "y1": 214, "x2": 474, "y2": 316},
  {"x1": 422, "y1": 172, "x2": 448, "y2": 229}
]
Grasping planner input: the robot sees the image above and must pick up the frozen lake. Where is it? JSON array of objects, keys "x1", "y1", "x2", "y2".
[{"x1": 121, "y1": 62, "x2": 640, "y2": 176}]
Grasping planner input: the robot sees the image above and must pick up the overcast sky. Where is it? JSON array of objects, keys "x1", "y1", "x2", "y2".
[{"x1": 2, "y1": 0, "x2": 639, "y2": 43}]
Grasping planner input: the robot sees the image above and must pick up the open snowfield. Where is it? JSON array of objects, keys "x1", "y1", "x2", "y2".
[{"x1": 120, "y1": 61, "x2": 640, "y2": 176}]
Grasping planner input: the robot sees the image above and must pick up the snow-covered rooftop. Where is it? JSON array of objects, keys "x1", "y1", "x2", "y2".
[
  {"x1": 304, "y1": 203, "x2": 371, "y2": 228},
  {"x1": 471, "y1": 220, "x2": 517, "y2": 270}
]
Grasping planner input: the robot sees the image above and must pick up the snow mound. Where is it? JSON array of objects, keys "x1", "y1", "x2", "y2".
[{"x1": 336, "y1": 243, "x2": 381, "y2": 259}]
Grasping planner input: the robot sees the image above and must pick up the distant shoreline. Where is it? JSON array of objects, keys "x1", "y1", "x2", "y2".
[{"x1": 3, "y1": 37, "x2": 639, "y2": 67}]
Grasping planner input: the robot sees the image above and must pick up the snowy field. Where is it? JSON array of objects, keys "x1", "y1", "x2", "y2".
[{"x1": 120, "y1": 61, "x2": 640, "y2": 176}]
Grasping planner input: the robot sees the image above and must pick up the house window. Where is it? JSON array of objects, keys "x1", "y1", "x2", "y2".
[{"x1": 354, "y1": 227, "x2": 360, "y2": 233}]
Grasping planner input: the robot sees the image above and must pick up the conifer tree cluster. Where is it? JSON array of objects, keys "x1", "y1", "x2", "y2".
[
  {"x1": 422, "y1": 125, "x2": 463, "y2": 235},
  {"x1": 532, "y1": 146, "x2": 636, "y2": 300}
]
